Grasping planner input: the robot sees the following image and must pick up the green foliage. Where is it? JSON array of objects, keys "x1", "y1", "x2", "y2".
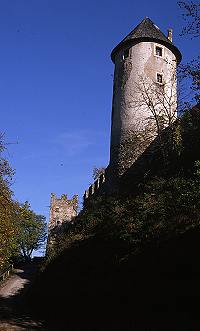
[
  {"x1": 172, "y1": 122, "x2": 183, "y2": 155},
  {"x1": 16, "y1": 201, "x2": 47, "y2": 261},
  {"x1": 49, "y1": 162, "x2": 200, "y2": 263},
  {"x1": 0, "y1": 134, "x2": 47, "y2": 270},
  {"x1": 0, "y1": 135, "x2": 18, "y2": 271},
  {"x1": 194, "y1": 160, "x2": 200, "y2": 177},
  {"x1": 131, "y1": 177, "x2": 200, "y2": 241}
]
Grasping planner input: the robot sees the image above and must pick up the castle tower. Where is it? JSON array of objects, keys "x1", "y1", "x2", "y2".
[
  {"x1": 109, "y1": 18, "x2": 182, "y2": 179},
  {"x1": 46, "y1": 193, "x2": 78, "y2": 255},
  {"x1": 48, "y1": 193, "x2": 78, "y2": 231}
]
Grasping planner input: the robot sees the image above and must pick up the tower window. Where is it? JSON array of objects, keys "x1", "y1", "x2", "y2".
[
  {"x1": 155, "y1": 46, "x2": 163, "y2": 57},
  {"x1": 54, "y1": 217, "x2": 60, "y2": 225},
  {"x1": 123, "y1": 49, "x2": 129, "y2": 59},
  {"x1": 157, "y1": 73, "x2": 163, "y2": 83},
  {"x1": 55, "y1": 207, "x2": 59, "y2": 212}
]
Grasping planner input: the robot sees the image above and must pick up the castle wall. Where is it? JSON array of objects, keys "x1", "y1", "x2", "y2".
[
  {"x1": 49, "y1": 193, "x2": 78, "y2": 230},
  {"x1": 46, "y1": 193, "x2": 78, "y2": 255},
  {"x1": 109, "y1": 41, "x2": 177, "y2": 178},
  {"x1": 83, "y1": 173, "x2": 106, "y2": 204}
]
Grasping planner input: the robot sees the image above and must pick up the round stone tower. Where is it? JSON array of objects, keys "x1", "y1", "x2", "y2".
[{"x1": 108, "y1": 18, "x2": 182, "y2": 179}]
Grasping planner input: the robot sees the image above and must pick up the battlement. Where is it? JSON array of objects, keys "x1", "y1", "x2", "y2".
[
  {"x1": 51, "y1": 193, "x2": 78, "y2": 206},
  {"x1": 83, "y1": 173, "x2": 106, "y2": 203}
]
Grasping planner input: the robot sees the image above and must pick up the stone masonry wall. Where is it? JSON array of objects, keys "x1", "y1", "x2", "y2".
[
  {"x1": 46, "y1": 193, "x2": 78, "y2": 255},
  {"x1": 83, "y1": 173, "x2": 105, "y2": 204},
  {"x1": 49, "y1": 193, "x2": 78, "y2": 230},
  {"x1": 109, "y1": 41, "x2": 177, "y2": 180}
]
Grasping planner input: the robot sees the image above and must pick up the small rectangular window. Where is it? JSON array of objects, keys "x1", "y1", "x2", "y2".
[
  {"x1": 156, "y1": 46, "x2": 163, "y2": 57},
  {"x1": 123, "y1": 49, "x2": 129, "y2": 59},
  {"x1": 157, "y1": 73, "x2": 163, "y2": 83},
  {"x1": 55, "y1": 207, "x2": 59, "y2": 212}
]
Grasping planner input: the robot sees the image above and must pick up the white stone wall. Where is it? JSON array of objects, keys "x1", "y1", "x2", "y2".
[{"x1": 109, "y1": 41, "x2": 177, "y2": 176}]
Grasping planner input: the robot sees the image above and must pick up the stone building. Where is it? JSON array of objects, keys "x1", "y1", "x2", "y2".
[
  {"x1": 109, "y1": 17, "x2": 182, "y2": 179},
  {"x1": 46, "y1": 193, "x2": 78, "y2": 254},
  {"x1": 84, "y1": 17, "x2": 182, "y2": 202},
  {"x1": 48, "y1": 193, "x2": 78, "y2": 231}
]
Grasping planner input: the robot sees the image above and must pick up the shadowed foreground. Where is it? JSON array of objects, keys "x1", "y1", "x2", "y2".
[
  {"x1": 0, "y1": 262, "x2": 46, "y2": 330},
  {"x1": 27, "y1": 227, "x2": 200, "y2": 331},
  {"x1": 1, "y1": 228, "x2": 200, "y2": 330}
]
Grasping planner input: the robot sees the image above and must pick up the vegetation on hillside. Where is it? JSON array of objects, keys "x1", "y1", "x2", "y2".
[
  {"x1": 0, "y1": 135, "x2": 18, "y2": 270},
  {"x1": 26, "y1": 3, "x2": 200, "y2": 330},
  {"x1": 44, "y1": 102, "x2": 199, "y2": 264},
  {"x1": 46, "y1": 0, "x2": 200, "y2": 265},
  {"x1": 32, "y1": 107, "x2": 200, "y2": 330},
  {"x1": 48, "y1": 165, "x2": 200, "y2": 265}
]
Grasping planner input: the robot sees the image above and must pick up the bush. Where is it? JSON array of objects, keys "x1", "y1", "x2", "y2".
[{"x1": 47, "y1": 162, "x2": 200, "y2": 265}]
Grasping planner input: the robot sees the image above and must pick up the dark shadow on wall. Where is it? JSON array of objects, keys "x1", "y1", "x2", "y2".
[
  {"x1": 119, "y1": 104, "x2": 200, "y2": 194},
  {"x1": 86, "y1": 104, "x2": 200, "y2": 201}
]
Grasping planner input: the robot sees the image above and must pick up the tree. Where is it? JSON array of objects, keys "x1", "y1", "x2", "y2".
[
  {"x1": 132, "y1": 71, "x2": 179, "y2": 166},
  {"x1": 0, "y1": 133, "x2": 18, "y2": 270},
  {"x1": 178, "y1": 1, "x2": 200, "y2": 103},
  {"x1": 135, "y1": 73, "x2": 178, "y2": 131},
  {"x1": 0, "y1": 134, "x2": 47, "y2": 268},
  {"x1": 178, "y1": 1, "x2": 200, "y2": 37},
  {"x1": 16, "y1": 202, "x2": 47, "y2": 261},
  {"x1": 178, "y1": 58, "x2": 200, "y2": 103}
]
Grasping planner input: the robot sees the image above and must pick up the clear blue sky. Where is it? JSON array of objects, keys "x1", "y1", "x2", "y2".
[{"x1": 1, "y1": 0, "x2": 198, "y2": 226}]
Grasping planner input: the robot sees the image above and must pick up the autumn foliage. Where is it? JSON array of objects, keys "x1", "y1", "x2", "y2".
[{"x1": 0, "y1": 135, "x2": 46, "y2": 272}]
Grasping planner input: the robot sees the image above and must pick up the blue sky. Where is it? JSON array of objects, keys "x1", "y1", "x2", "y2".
[{"x1": 1, "y1": 0, "x2": 198, "y2": 231}]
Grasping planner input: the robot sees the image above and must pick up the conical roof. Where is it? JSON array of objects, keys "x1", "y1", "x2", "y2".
[{"x1": 111, "y1": 18, "x2": 182, "y2": 64}]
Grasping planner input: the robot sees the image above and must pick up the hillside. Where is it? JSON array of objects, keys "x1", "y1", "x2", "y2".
[
  {"x1": 28, "y1": 226, "x2": 200, "y2": 331},
  {"x1": 26, "y1": 105, "x2": 200, "y2": 331}
]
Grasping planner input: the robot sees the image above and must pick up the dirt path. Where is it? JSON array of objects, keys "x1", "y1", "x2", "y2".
[
  {"x1": 0, "y1": 264, "x2": 46, "y2": 330},
  {"x1": 0, "y1": 268, "x2": 30, "y2": 298}
]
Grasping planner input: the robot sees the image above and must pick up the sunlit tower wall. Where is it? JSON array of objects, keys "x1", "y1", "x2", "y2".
[
  {"x1": 46, "y1": 193, "x2": 78, "y2": 256},
  {"x1": 48, "y1": 193, "x2": 78, "y2": 230},
  {"x1": 108, "y1": 18, "x2": 182, "y2": 180}
]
